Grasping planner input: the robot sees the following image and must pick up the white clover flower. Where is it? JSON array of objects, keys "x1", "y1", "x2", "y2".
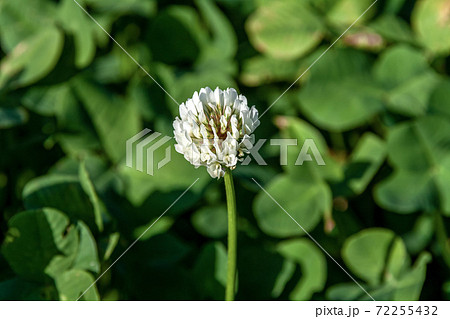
[{"x1": 173, "y1": 87, "x2": 260, "y2": 179}]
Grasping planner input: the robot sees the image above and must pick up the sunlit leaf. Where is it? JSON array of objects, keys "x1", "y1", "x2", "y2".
[
  {"x1": 55, "y1": 269, "x2": 99, "y2": 301},
  {"x1": 246, "y1": 0, "x2": 325, "y2": 60},
  {"x1": 0, "y1": 27, "x2": 63, "y2": 89},
  {"x1": 412, "y1": 0, "x2": 450, "y2": 55}
]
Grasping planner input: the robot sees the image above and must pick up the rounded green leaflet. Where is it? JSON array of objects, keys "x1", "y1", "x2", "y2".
[
  {"x1": 246, "y1": 0, "x2": 325, "y2": 60},
  {"x1": 1, "y1": 208, "x2": 79, "y2": 282},
  {"x1": 330, "y1": 246, "x2": 430, "y2": 301},
  {"x1": 373, "y1": 44, "x2": 440, "y2": 117},
  {"x1": 342, "y1": 228, "x2": 407, "y2": 286},
  {"x1": 191, "y1": 205, "x2": 228, "y2": 238},
  {"x1": 0, "y1": 26, "x2": 64, "y2": 89},
  {"x1": 412, "y1": 0, "x2": 450, "y2": 55},
  {"x1": 375, "y1": 116, "x2": 450, "y2": 215},
  {"x1": 326, "y1": 0, "x2": 377, "y2": 27},
  {"x1": 253, "y1": 174, "x2": 330, "y2": 238},
  {"x1": 373, "y1": 45, "x2": 430, "y2": 89},
  {"x1": 298, "y1": 48, "x2": 384, "y2": 132},
  {"x1": 0, "y1": 0, "x2": 57, "y2": 51},
  {"x1": 22, "y1": 174, "x2": 98, "y2": 230},
  {"x1": 375, "y1": 170, "x2": 439, "y2": 214}
]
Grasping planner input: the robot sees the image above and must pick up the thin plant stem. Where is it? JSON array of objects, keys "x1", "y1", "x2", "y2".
[{"x1": 224, "y1": 168, "x2": 237, "y2": 301}]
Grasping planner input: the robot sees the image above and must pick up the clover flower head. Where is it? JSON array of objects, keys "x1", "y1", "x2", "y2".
[{"x1": 173, "y1": 87, "x2": 260, "y2": 179}]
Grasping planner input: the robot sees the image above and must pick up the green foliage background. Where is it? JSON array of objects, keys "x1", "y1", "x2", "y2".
[{"x1": 1, "y1": 0, "x2": 450, "y2": 301}]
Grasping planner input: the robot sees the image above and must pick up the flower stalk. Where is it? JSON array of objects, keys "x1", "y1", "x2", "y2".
[
  {"x1": 224, "y1": 168, "x2": 237, "y2": 301},
  {"x1": 172, "y1": 87, "x2": 258, "y2": 300}
]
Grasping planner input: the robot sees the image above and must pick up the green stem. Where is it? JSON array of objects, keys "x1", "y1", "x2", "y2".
[
  {"x1": 224, "y1": 168, "x2": 237, "y2": 301},
  {"x1": 435, "y1": 211, "x2": 450, "y2": 268}
]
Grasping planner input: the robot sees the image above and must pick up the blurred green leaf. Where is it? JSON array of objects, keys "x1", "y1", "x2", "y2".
[
  {"x1": 374, "y1": 45, "x2": 440, "y2": 116},
  {"x1": 277, "y1": 239, "x2": 327, "y2": 300},
  {"x1": 119, "y1": 140, "x2": 209, "y2": 206},
  {"x1": 375, "y1": 116, "x2": 450, "y2": 214},
  {"x1": 195, "y1": 0, "x2": 237, "y2": 60},
  {"x1": 271, "y1": 260, "x2": 295, "y2": 298},
  {"x1": 254, "y1": 174, "x2": 330, "y2": 237},
  {"x1": 79, "y1": 161, "x2": 104, "y2": 232},
  {"x1": 23, "y1": 175, "x2": 98, "y2": 229},
  {"x1": 192, "y1": 242, "x2": 227, "y2": 300},
  {"x1": 22, "y1": 85, "x2": 67, "y2": 116},
  {"x1": 390, "y1": 252, "x2": 431, "y2": 300},
  {"x1": 0, "y1": 107, "x2": 28, "y2": 129},
  {"x1": 52, "y1": 85, "x2": 101, "y2": 156},
  {"x1": 57, "y1": 0, "x2": 98, "y2": 68},
  {"x1": 276, "y1": 116, "x2": 342, "y2": 182},
  {"x1": 370, "y1": 15, "x2": 415, "y2": 43},
  {"x1": 403, "y1": 214, "x2": 434, "y2": 254},
  {"x1": 0, "y1": 0, "x2": 56, "y2": 52},
  {"x1": 345, "y1": 133, "x2": 386, "y2": 195},
  {"x1": 102, "y1": 232, "x2": 120, "y2": 261},
  {"x1": 384, "y1": 0, "x2": 407, "y2": 14},
  {"x1": 55, "y1": 269, "x2": 99, "y2": 301},
  {"x1": 240, "y1": 56, "x2": 303, "y2": 87},
  {"x1": 0, "y1": 277, "x2": 55, "y2": 301},
  {"x1": 149, "y1": 6, "x2": 202, "y2": 65},
  {"x1": 72, "y1": 78, "x2": 141, "y2": 163},
  {"x1": 85, "y1": 0, "x2": 156, "y2": 16},
  {"x1": 342, "y1": 228, "x2": 407, "y2": 285},
  {"x1": 335, "y1": 228, "x2": 431, "y2": 301},
  {"x1": 429, "y1": 80, "x2": 450, "y2": 119},
  {"x1": 72, "y1": 221, "x2": 100, "y2": 274},
  {"x1": 326, "y1": 282, "x2": 369, "y2": 301},
  {"x1": 374, "y1": 45, "x2": 429, "y2": 88},
  {"x1": 299, "y1": 48, "x2": 384, "y2": 131},
  {"x1": 0, "y1": 26, "x2": 63, "y2": 89},
  {"x1": 133, "y1": 217, "x2": 175, "y2": 241},
  {"x1": 1, "y1": 208, "x2": 78, "y2": 282},
  {"x1": 326, "y1": 0, "x2": 377, "y2": 27},
  {"x1": 412, "y1": 0, "x2": 450, "y2": 55},
  {"x1": 246, "y1": 0, "x2": 325, "y2": 60},
  {"x1": 173, "y1": 72, "x2": 237, "y2": 105},
  {"x1": 191, "y1": 205, "x2": 228, "y2": 238}
]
